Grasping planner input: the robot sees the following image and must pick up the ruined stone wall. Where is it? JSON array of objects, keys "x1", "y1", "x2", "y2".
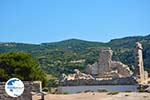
[
  {"x1": 0, "y1": 81, "x2": 42, "y2": 100},
  {"x1": 98, "y1": 48, "x2": 112, "y2": 77},
  {"x1": 0, "y1": 82, "x2": 32, "y2": 100},
  {"x1": 86, "y1": 47, "x2": 132, "y2": 78},
  {"x1": 134, "y1": 42, "x2": 148, "y2": 84},
  {"x1": 59, "y1": 77, "x2": 138, "y2": 86},
  {"x1": 86, "y1": 62, "x2": 99, "y2": 76},
  {"x1": 32, "y1": 81, "x2": 42, "y2": 93},
  {"x1": 134, "y1": 42, "x2": 144, "y2": 82},
  {"x1": 61, "y1": 42, "x2": 149, "y2": 86},
  {"x1": 111, "y1": 61, "x2": 132, "y2": 77}
]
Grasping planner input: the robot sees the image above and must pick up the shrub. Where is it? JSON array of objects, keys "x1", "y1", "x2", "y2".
[
  {"x1": 125, "y1": 94, "x2": 129, "y2": 96},
  {"x1": 0, "y1": 52, "x2": 47, "y2": 86},
  {"x1": 98, "y1": 89, "x2": 108, "y2": 92},
  {"x1": 107, "y1": 91, "x2": 119, "y2": 95},
  {"x1": 63, "y1": 92, "x2": 69, "y2": 94}
]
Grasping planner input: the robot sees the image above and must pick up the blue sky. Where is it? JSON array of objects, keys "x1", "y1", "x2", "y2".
[{"x1": 0, "y1": 0, "x2": 150, "y2": 43}]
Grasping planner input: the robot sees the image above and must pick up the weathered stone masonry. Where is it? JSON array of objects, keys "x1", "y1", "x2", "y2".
[
  {"x1": 60, "y1": 42, "x2": 149, "y2": 86},
  {"x1": 86, "y1": 47, "x2": 132, "y2": 78},
  {"x1": 0, "y1": 81, "x2": 42, "y2": 100},
  {"x1": 134, "y1": 42, "x2": 148, "y2": 84},
  {"x1": 0, "y1": 82, "x2": 32, "y2": 100}
]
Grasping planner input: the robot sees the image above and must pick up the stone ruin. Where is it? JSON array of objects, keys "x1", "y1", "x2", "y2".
[
  {"x1": 0, "y1": 82, "x2": 32, "y2": 100},
  {"x1": 133, "y1": 42, "x2": 148, "y2": 84},
  {"x1": 86, "y1": 47, "x2": 132, "y2": 78},
  {"x1": 59, "y1": 69, "x2": 137, "y2": 86},
  {"x1": 59, "y1": 69, "x2": 95, "y2": 86},
  {"x1": 59, "y1": 42, "x2": 149, "y2": 86},
  {"x1": 0, "y1": 81, "x2": 42, "y2": 100},
  {"x1": 60, "y1": 69, "x2": 94, "y2": 81}
]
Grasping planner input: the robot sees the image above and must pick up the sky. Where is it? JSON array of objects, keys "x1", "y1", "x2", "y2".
[{"x1": 0, "y1": 0, "x2": 150, "y2": 44}]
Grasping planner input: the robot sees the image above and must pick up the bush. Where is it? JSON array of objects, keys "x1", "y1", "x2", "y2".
[
  {"x1": 124, "y1": 91, "x2": 132, "y2": 92},
  {"x1": 84, "y1": 90, "x2": 91, "y2": 93},
  {"x1": 125, "y1": 94, "x2": 129, "y2": 96},
  {"x1": 47, "y1": 79, "x2": 58, "y2": 87},
  {"x1": 42, "y1": 88, "x2": 49, "y2": 92},
  {"x1": 97, "y1": 89, "x2": 108, "y2": 92},
  {"x1": 63, "y1": 92, "x2": 69, "y2": 94},
  {"x1": 107, "y1": 91, "x2": 119, "y2": 95},
  {"x1": 0, "y1": 52, "x2": 47, "y2": 86}
]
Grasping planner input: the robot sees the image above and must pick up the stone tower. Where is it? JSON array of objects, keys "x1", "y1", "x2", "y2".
[
  {"x1": 98, "y1": 48, "x2": 113, "y2": 77},
  {"x1": 134, "y1": 42, "x2": 145, "y2": 84}
]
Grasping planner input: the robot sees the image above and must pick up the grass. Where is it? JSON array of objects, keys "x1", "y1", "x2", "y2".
[
  {"x1": 63, "y1": 92, "x2": 69, "y2": 94},
  {"x1": 84, "y1": 90, "x2": 91, "y2": 93},
  {"x1": 55, "y1": 91, "x2": 69, "y2": 94},
  {"x1": 125, "y1": 94, "x2": 129, "y2": 96},
  {"x1": 97, "y1": 89, "x2": 108, "y2": 92},
  {"x1": 143, "y1": 96, "x2": 148, "y2": 98},
  {"x1": 107, "y1": 91, "x2": 119, "y2": 95}
]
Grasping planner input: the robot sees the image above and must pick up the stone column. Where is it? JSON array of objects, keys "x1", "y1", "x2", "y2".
[
  {"x1": 32, "y1": 81, "x2": 42, "y2": 93},
  {"x1": 134, "y1": 42, "x2": 145, "y2": 84}
]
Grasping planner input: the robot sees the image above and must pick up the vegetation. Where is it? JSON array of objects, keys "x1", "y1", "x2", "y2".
[
  {"x1": 125, "y1": 94, "x2": 129, "y2": 96},
  {"x1": 0, "y1": 52, "x2": 47, "y2": 86},
  {"x1": 107, "y1": 91, "x2": 119, "y2": 95},
  {"x1": 62, "y1": 92, "x2": 69, "y2": 94},
  {"x1": 0, "y1": 35, "x2": 150, "y2": 81},
  {"x1": 98, "y1": 89, "x2": 108, "y2": 92}
]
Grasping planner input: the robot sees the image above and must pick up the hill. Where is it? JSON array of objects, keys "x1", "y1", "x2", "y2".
[{"x1": 0, "y1": 35, "x2": 150, "y2": 78}]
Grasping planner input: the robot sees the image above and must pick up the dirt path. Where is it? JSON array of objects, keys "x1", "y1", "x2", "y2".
[{"x1": 32, "y1": 92, "x2": 150, "y2": 100}]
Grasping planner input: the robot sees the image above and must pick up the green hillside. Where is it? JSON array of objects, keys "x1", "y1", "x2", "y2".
[{"x1": 0, "y1": 35, "x2": 150, "y2": 79}]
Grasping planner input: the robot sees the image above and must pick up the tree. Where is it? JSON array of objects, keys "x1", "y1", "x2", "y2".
[{"x1": 0, "y1": 52, "x2": 47, "y2": 86}]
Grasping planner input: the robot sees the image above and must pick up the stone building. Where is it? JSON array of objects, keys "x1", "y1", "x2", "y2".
[
  {"x1": 98, "y1": 48, "x2": 112, "y2": 78},
  {"x1": 59, "y1": 42, "x2": 149, "y2": 86},
  {"x1": 86, "y1": 47, "x2": 132, "y2": 78}
]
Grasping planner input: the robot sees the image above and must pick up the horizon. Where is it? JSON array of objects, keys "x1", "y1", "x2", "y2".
[
  {"x1": 0, "y1": 34, "x2": 149, "y2": 44},
  {"x1": 0, "y1": 0, "x2": 150, "y2": 44}
]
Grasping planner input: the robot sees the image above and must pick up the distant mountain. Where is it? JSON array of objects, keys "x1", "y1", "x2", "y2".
[{"x1": 0, "y1": 34, "x2": 150, "y2": 78}]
